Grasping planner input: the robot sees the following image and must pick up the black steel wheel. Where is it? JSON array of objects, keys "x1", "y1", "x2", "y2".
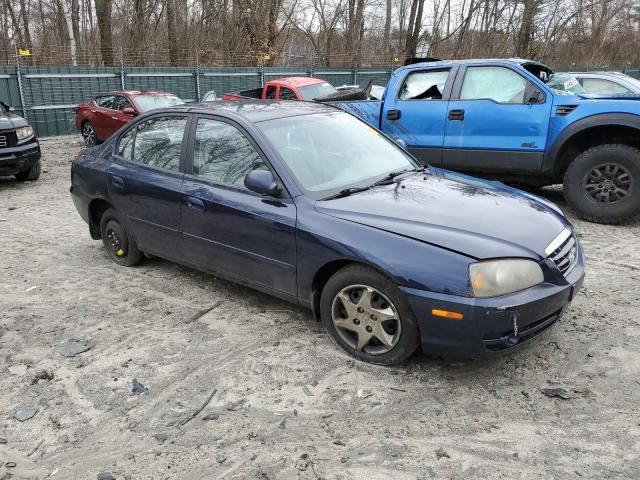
[
  {"x1": 564, "y1": 144, "x2": 640, "y2": 224},
  {"x1": 99, "y1": 208, "x2": 142, "y2": 266}
]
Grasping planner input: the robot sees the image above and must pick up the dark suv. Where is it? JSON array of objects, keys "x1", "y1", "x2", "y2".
[{"x1": 0, "y1": 101, "x2": 41, "y2": 181}]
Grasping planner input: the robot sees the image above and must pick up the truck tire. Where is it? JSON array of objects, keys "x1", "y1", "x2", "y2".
[
  {"x1": 563, "y1": 144, "x2": 640, "y2": 224},
  {"x1": 15, "y1": 160, "x2": 41, "y2": 181}
]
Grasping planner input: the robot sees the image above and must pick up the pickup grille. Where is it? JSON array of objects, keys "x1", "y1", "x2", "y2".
[
  {"x1": 548, "y1": 233, "x2": 578, "y2": 275},
  {"x1": 0, "y1": 130, "x2": 17, "y2": 148},
  {"x1": 556, "y1": 105, "x2": 578, "y2": 116}
]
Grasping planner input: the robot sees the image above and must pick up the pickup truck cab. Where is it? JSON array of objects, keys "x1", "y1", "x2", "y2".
[
  {"x1": 223, "y1": 77, "x2": 338, "y2": 101},
  {"x1": 333, "y1": 59, "x2": 640, "y2": 224}
]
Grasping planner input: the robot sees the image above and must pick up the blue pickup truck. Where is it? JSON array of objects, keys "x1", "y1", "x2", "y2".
[{"x1": 334, "y1": 59, "x2": 640, "y2": 224}]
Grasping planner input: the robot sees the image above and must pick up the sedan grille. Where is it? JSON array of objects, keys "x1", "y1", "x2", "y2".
[{"x1": 546, "y1": 230, "x2": 577, "y2": 275}]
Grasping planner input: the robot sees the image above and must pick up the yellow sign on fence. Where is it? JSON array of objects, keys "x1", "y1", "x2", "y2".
[{"x1": 19, "y1": 49, "x2": 31, "y2": 56}]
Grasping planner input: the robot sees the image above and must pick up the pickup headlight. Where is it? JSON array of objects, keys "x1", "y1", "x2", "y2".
[
  {"x1": 16, "y1": 126, "x2": 34, "y2": 141},
  {"x1": 469, "y1": 259, "x2": 544, "y2": 297}
]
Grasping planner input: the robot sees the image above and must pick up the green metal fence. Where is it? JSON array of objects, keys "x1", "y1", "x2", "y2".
[{"x1": 0, "y1": 65, "x2": 394, "y2": 138}]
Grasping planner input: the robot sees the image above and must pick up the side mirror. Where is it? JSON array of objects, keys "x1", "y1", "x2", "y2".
[
  {"x1": 525, "y1": 83, "x2": 545, "y2": 104},
  {"x1": 244, "y1": 169, "x2": 281, "y2": 196},
  {"x1": 122, "y1": 107, "x2": 136, "y2": 115}
]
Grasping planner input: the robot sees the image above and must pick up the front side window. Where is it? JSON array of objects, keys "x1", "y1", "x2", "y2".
[
  {"x1": 117, "y1": 116, "x2": 186, "y2": 171},
  {"x1": 95, "y1": 95, "x2": 114, "y2": 109},
  {"x1": 279, "y1": 87, "x2": 297, "y2": 100},
  {"x1": 113, "y1": 95, "x2": 134, "y2": 111},
  {"x1": 582, "y1": 78, "x2": 631, "y2": 95},
  {"x1": 460, "y1": 66, "x2": 528, "y2": 103},
  {"x1": 257, "y1": 112, "x2": 418, "y2": 200},
  {"x1": 193, "y1": 118, "x2": 265, "y2": 188},
  {"x1": 399, "y1": 70, "x2": 449, "y2": 100}
]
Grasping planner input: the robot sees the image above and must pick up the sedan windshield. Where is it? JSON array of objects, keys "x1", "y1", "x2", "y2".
[
  {"x1": 547, "y1": 74, "x2": 586, "y2": 95},
  {"x1": 257, "y1": 112, "x2": 419, "y2": 199},
  {"x1": 134, "y1": 94, "x2": 184, "y2": 112},
  {"x1": 298, "y1": 83, "x2": 338, "y2": 100}
]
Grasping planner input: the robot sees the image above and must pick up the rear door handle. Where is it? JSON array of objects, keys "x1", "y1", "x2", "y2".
[
  {"x1": 111, "y1": 116, "x2": 119, "y2": 120},
  {"x1": 185, "y1": 196, "x2": 205, "y2": 212},
  {"x1": 111, "y1": 175, "x2": 124, "y2": 189},
  {"x1": 386, "y1": 109, "x2": 400, "y2": 120},
  {"x1": 448, "y1": 109, "x2": 465, "y2": 121}
]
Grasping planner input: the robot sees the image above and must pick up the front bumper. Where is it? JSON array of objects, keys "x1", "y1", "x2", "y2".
[
  {"x1": 0, "y1": 140, "x2": 41, "y2": 176},
  {"x1": 401, "y1": 248, "x2": 585, "y2": 359}
]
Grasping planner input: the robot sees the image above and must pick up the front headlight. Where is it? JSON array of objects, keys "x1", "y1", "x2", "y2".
[
  {"x1": 469, "y1": 259, "x2": 544, "y2": 297},
  {"x1": 16, "y1": 126, "x2": 34, "y2": 141}
]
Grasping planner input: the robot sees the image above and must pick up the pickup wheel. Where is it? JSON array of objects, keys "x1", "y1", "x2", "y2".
[
  {"x1": 99, "y1": 208, "x2": 142, "y2": 266},
  {"x1": 15, "y1": 160, "x2": 41, "y2": 181},
  {"x1": 564, "y1": 144, "x2": 640, "y2": 224}
]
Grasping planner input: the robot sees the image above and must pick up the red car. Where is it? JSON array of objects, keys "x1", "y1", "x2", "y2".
[{"x1": 75, "y1": 91, "x2": 184, "y2": 146}]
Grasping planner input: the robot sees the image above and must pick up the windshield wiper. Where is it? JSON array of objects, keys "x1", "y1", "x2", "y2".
[
  {"x1": 321, "y1": 186, "x2": 371, "y2": 200},
  {"x1": 368, "y1": 167, "x2": 424, "y2": 188}
]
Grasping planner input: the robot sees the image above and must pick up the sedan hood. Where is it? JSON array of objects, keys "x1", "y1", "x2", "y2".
[
  {"x1": 316, "y1": 169, "x2": 571, "y2": 260},
  {"x1": 0, "y1": 111, "x2": 28, "y2": 130}
]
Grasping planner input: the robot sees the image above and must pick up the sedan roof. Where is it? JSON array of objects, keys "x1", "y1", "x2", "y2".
[{"x1": 165, "y1": 100, "x2": 338, "y2": 123}]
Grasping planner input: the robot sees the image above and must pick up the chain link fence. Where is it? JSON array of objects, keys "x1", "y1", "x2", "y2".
[
  {"x1": 1, "y1": 45, "x2": 639, "y2": 138},
  {"x1": 0, "y1": 45, "x2": 401, "y2": 138}
]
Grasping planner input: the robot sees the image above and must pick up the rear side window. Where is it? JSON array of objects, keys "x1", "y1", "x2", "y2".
[
  {"x1": 113, "y1": 95, "x2": 134, "y2": 111},
  {"x1": 265, "y1": 85, "x2": 277, "y2": 99},
  {"x1": 460, "y1": 66, "x2": 527, "y2": 103},
  {"x1": 581, "y1": 78, "x2": 631, "y2": 94},
  {"x1": 192, "y1": 118, "x2": 265, "y2": 188},
  {"x1": 117, "y1": 116, "x2": 187, "y2": 171},
  {"x1": 95, "y1": 95, "x2": 114, "y2": 108},
  {"x1": 399, "y1": 70, "x2": 449, "y2": 100}
]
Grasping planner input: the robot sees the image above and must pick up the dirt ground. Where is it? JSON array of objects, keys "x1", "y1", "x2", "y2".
[{"x1": 0, "y1": 136, "x2": 639, "y2": 480}]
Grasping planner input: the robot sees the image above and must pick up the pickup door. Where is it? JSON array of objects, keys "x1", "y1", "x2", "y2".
[
  {"x1": 379, "y1": 67, "x2": 457, "y2": 165},
  {"x1": 442, "y1": 64, "x2": 552, "y2": 173}
]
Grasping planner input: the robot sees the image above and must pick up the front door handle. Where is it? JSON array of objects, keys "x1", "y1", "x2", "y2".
[
  {"x1": 448, "y1": 109, "x2": 465, "y2": 121},
  {"x1": 386, "y1": 109, "x2": 401, "y2": 120},
  {"x1": 111, "y1": 175, "x2": 124, "y2": 189},
  {"x1": 185, "y1": 196, "x2": 205, "y2": 212}
]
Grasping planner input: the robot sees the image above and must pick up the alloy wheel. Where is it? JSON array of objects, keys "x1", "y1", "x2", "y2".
[
  {"x1": 82, "y1": 124, "x2": 96, "y2": 146},
  {"x1": 582, "y1": 162, "x2": 633, "y2": 204},
  {"x1": 331, "y1": 284, "x2": 401, "y2": 355}
]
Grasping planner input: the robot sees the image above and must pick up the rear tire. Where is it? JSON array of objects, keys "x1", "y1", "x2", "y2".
[
  {"x1": 81, "y1": 121, "x2": 98, "y2": 147},
  {"x1": 563, "y1": 144, "x2": 640, "y2": 224},
  {"x1": 15, "y1": 160, "x2": 41, "y2": 181},
  {"x1": 320, "y1": 264, "x2": 420, "y2": 365},
  {"x1": 99, "y1": 208, "x2": 142, "y2": 266}
]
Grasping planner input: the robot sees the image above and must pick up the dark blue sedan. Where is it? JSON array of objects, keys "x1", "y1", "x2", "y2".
[{"x1": 70, "y1": 101, "x2": 585, "y2": 364}]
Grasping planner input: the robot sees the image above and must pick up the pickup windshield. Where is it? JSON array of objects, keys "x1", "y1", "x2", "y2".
[
  {"x1": 134, "y1": 94, "x2": 185, "y2": 112},
  {"x1": 298, "y1": 83, "x2": 338, "y2": 100},
  {"x1": 257, "y1": 111, "x2": 419, "y2": 200}
]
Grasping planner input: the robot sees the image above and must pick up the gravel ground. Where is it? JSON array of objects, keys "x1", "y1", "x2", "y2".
[{"x1": 0, "y1": 136, "x2": 639, "y2": 480}]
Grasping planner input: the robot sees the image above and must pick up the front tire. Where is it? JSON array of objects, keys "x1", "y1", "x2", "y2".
[
  {"x1": 320, "y1": 264, "x2": 420, "y2": 365},
  {"x1": 563, "y1": 144, "x2": 640, "y2": 224},
  {"x1": 99, "y1": 208, "x2": 142, "y2": 266},
  {"x1": 15, "y1": 160, "x2": 41, "y2": 181}
]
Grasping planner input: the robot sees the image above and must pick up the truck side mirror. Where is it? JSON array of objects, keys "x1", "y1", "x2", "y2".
[{"x1": 525, "y1": 83, "x2": 545, "y2": 104}]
